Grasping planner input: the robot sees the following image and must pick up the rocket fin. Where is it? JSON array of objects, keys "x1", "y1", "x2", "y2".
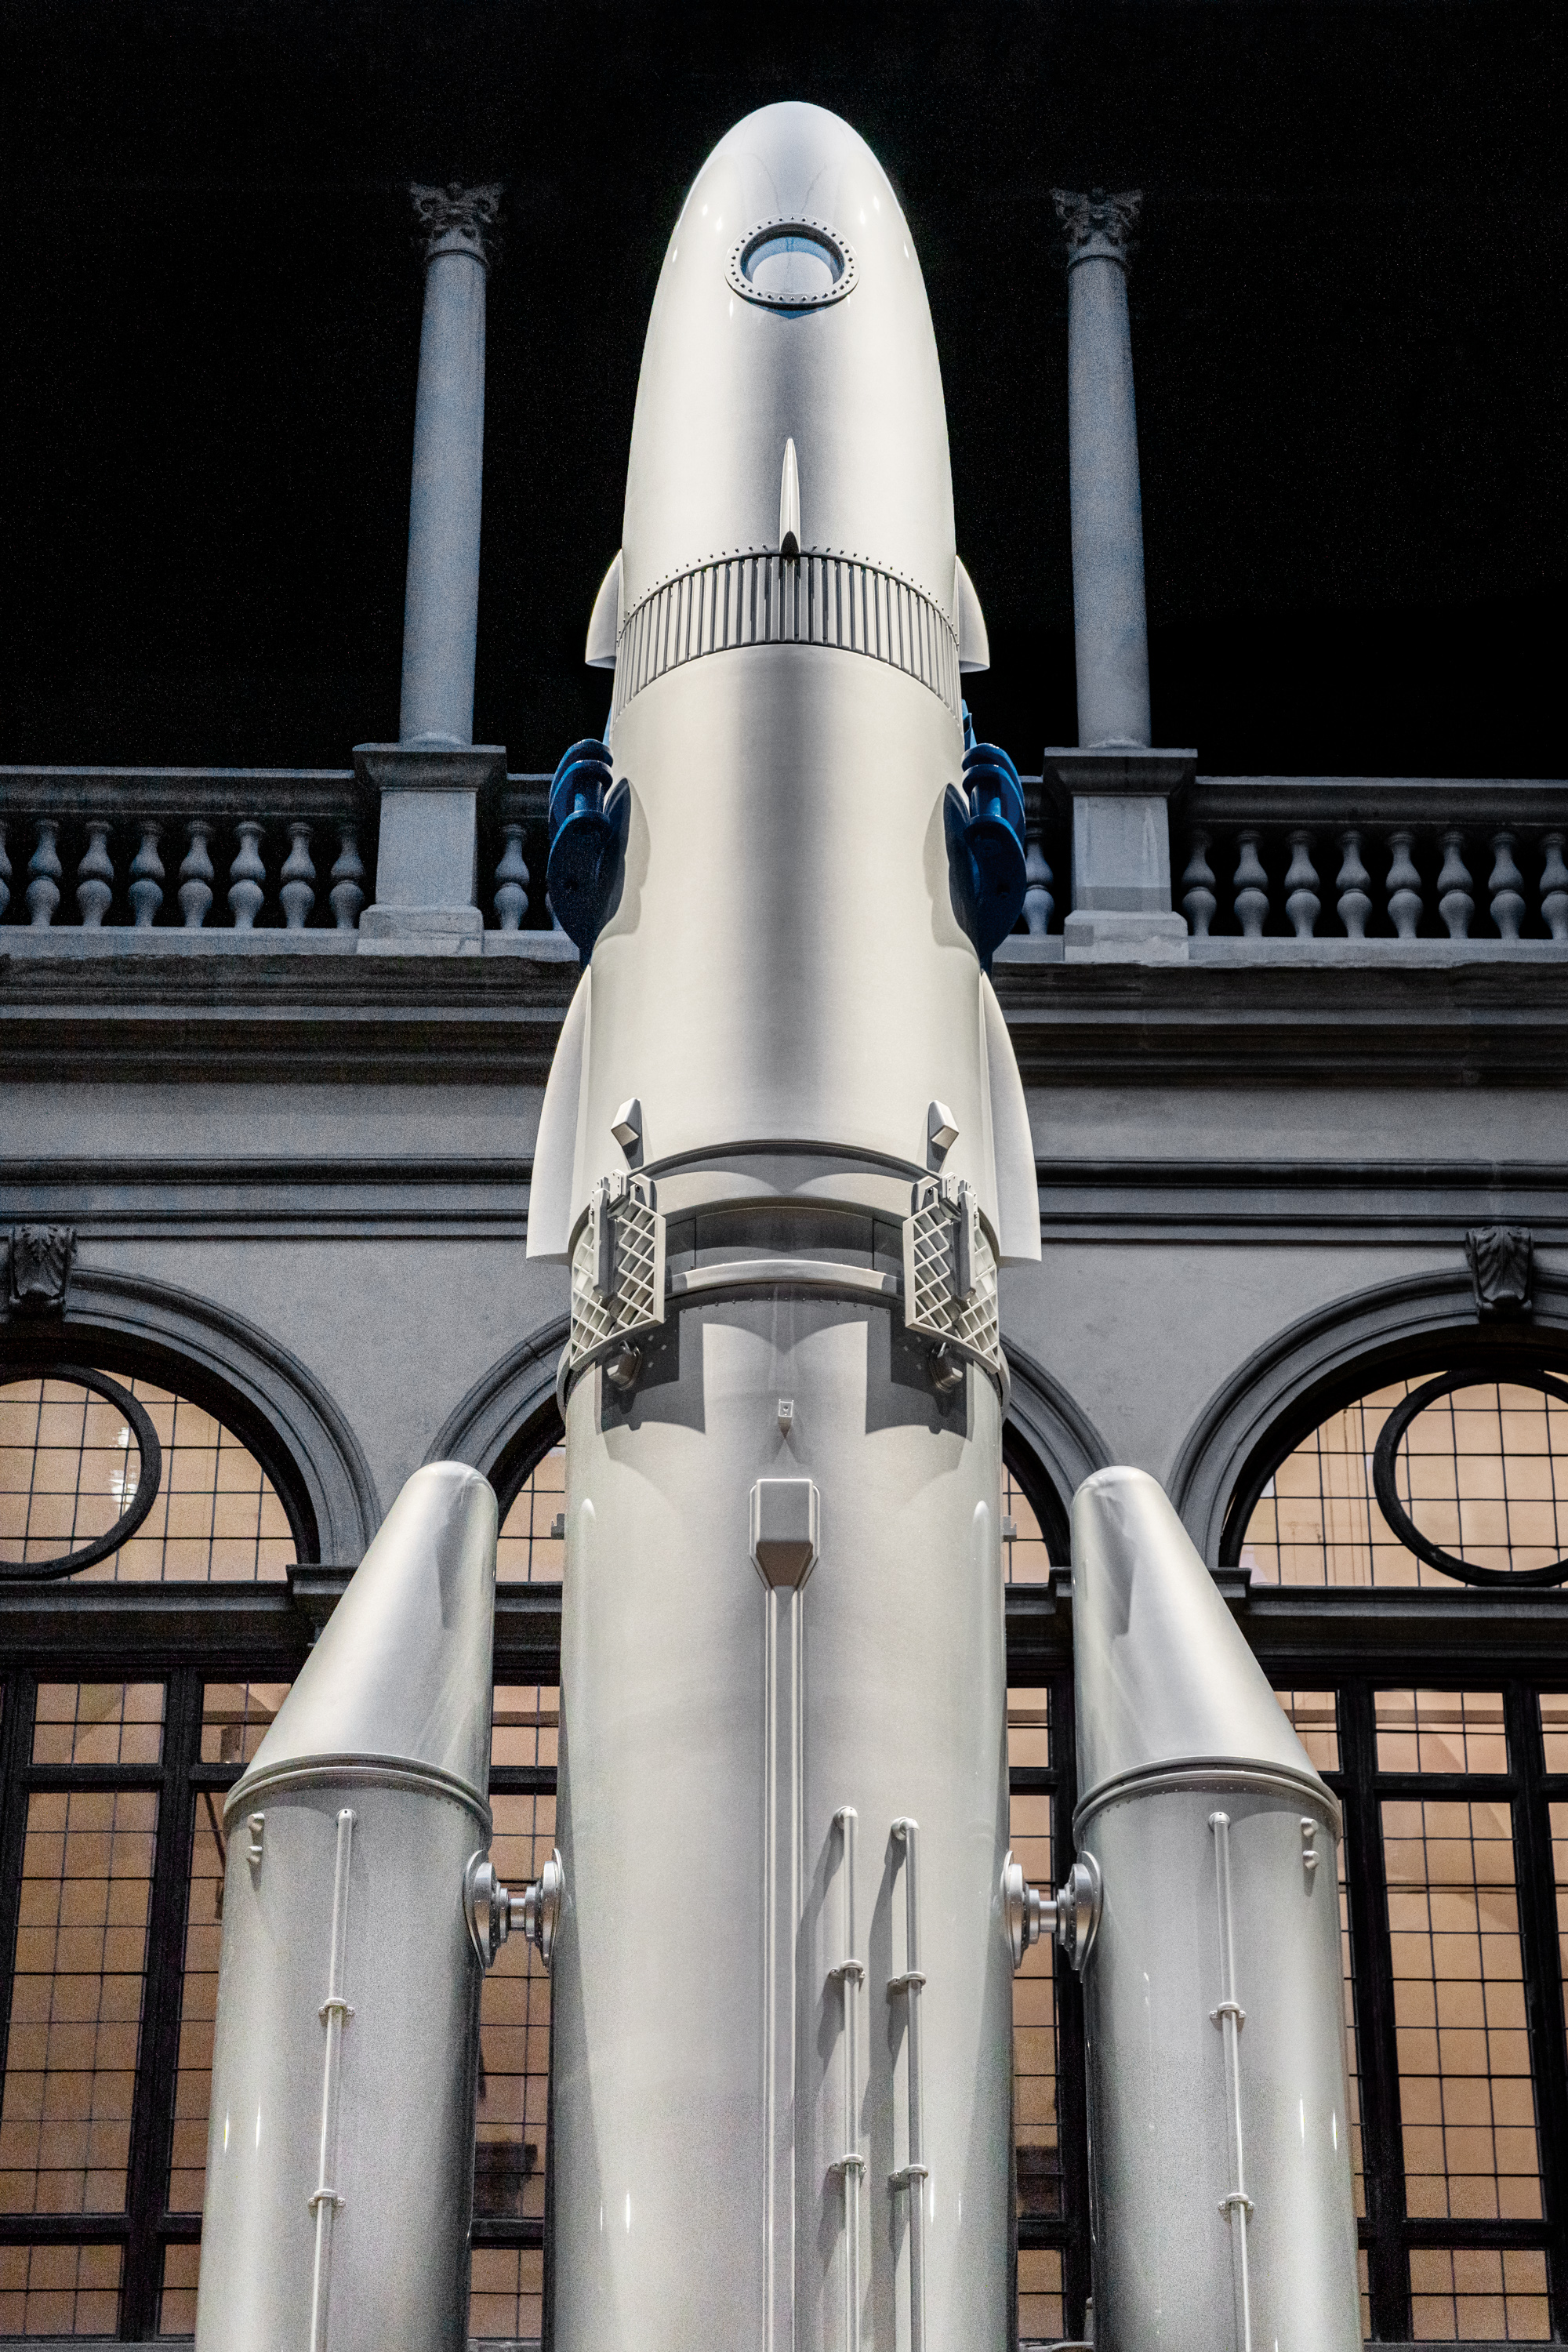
[
  {"x1": 955, "y1": 555, "x2": 990, "y2": 673},
  {"x1": 586, "y1": 550, "x2": 622, "y2": 669},
  {"x1": 981, "y1": 971, "x2": 1040, "y2": 1262},
  {"x1": 528, "y1": 965, "x2": 591, "y2": 1261}
]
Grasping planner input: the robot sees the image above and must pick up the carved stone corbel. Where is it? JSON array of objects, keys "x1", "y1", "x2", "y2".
[
  {"x1": 1466, "y1": 1224, "x2": 1533, "y2": 1319},
  {"x1": 7, "y1": 1225, "x2": 77, "y2": 1316}
]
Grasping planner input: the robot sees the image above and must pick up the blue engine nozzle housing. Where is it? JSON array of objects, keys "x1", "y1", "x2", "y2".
[
  {"x1": 546, "y1": 739, "x2": 629, "y2": 957},
  {"x1": 945, "y1": 738, "x2": 1029, "y2": 973}
]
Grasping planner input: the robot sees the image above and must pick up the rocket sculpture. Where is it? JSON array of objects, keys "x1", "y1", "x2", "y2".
[
  {"x1": 528, "y1": 96, "x2": 1039, "y2": 2352},
  {"x1": 192, "y1": 96, "x2": 1359, "y2": 2352}
]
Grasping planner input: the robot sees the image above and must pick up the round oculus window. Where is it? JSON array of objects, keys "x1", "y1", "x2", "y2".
[{"x1": 727, "y1": 219, "x2": 856, "y2": 310}]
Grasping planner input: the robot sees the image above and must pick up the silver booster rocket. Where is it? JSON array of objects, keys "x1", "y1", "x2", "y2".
[
  {"x1": 193, "y1": 1465, "x2": 503, "y2": 2352},
  {"x1": 1065, "y1": 1471, "x2": 1362, "y2": 2352},
  {"x1": 528, "y1": 100, "x2": 1040, "y2": 2352}
]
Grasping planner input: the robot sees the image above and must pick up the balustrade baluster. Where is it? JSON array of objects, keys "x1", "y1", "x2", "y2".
[
  {"x1": 1488, "y1": 832, "x2": 1526, "y2": 941},
  {"x1": 1180, "y1": 831, "x2": 1216, "y2": 939},
  {"x1": 1335, "y1": 830, "x2": 1372, "y2": 940},
  {"x1": 330, "y1": 826, "x2": 366, "y2": 931},
  {"x1": 279, "y1": 822, "x2": 316, "y2": 930},
  {"x1": 0, "y1": 819, "x2": 9, "y2": 921},
  {"x1": 27, "y1": 819, "x2": 62, "y2": 927},
  {"x1": 1541, "y1": 833, "x2": 1568, "y2": 944},
  {"x1": 178, "y1": 821, "x2": 215, "y2": 928},
  {"x1": 1022, "y1": 826, "x2": 1054, "y2": 937},
  {"x1": 128, "y1": 825, "x2": 164, "y2": 927},
  {"x1": 1385, "y1": 829, "x2": 1423, "y2": 941},
  {"x1": 1233, "y1": 830, "x2": 1269, "y2": 938},
  {"x1": 1436, "y1": 831, "x2": 1473, "y2": 940},
  {"x1": 1283, "y1": 831, "x2": 1319, "y2": 939},
  {"x1": 229, "y1": 820, "x2": 267, "y2": 930},
  {"x1": 494, "y1": 822, "x2": 531, "y2": 931},
  {"x1": 76, "y1": 822, "x2": 114, "y2": 927}
]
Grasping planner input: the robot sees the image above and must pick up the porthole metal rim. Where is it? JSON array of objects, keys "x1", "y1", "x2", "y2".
[
  {"x1": 0, "y1": 1364, "x2": 163, "y2": 1581},
  {"x1": 725, "y1": 216, "x2": 858, "y2": 310},
  {"x1": 1371, "y1": 1365, "x2": 1568, "y2": 1590}
]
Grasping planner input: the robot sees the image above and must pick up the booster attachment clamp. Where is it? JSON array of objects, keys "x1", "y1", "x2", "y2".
[
  {"x1": 1003, "y1": 1848, "x2": 1101, "y2": 1973},
  {"x1": 464, "y1": 1846, "x2": 565, "y2": 1973}
]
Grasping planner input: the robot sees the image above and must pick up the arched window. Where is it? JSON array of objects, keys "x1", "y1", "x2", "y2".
[
  {"x1": 1233, "y1": 1370, "x2": 1568, "y2": 1588},
  {"x1": 0, "y1": 1370, "x2": 297, "y2": 1582}
]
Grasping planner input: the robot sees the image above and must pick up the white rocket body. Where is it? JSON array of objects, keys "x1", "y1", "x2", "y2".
[{"x1": 530, "y1": 101, "x2": 1037, "y2": 2352}]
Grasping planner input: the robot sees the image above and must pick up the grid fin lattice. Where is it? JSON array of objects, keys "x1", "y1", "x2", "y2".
[
  {"x1": 903, "y1": 1181, "x2": 1002, "y2": 1373},
  {"x1": 567, "y1": 1178, "x2": 664, "y2": 1369}
]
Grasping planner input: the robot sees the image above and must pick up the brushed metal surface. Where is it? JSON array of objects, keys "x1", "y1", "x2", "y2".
[
  {"x1": 551, "y1": 1298, "x2": 1012, "y2": 2352},
  {"x1": 194, "y1": 1464, "x2": 499, "y2": 2352},
  {"x1": 1071, "y1": 1469, "x2": 1359, "y2": 2352}
]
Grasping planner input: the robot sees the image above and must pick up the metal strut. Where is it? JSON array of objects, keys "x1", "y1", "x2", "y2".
[
  {"x1": 827, "y1": 1806, "x2": 864, "y2": 2352},
  {"x1": 888, "y1": 1818, "x2": 928, "y2": 2352},
  {"x1": 1209, "y1": 1811, "x2": 1254, "y2": 2352},
  {"x1": 308, "y1": 1807, "x2": 356, "y2": 2352}
]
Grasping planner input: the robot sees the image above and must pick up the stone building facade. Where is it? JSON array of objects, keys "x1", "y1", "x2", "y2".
[{"x1": 2, "y1": 164, "x2": 1566, "y2": 2352}]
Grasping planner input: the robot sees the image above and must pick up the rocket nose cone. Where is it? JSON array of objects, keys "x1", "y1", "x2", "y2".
[
  {"x1": 1071, "y1": 1466, "x2": 1321, "y2": 1811},
  {"x1": 234, "y1": 1461, "x2": 499, "y2": 1813},
  {"x1": 619, "y1": 99, "x2": 956, "y2": 619}
]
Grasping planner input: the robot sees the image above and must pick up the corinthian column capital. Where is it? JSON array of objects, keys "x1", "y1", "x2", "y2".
[
  {"x1": 1053, "y1": 189, "x2": 1142, "y2": 270},
  {"x1": 410, "y1": 181, "x2": 504, "y2": 267}
]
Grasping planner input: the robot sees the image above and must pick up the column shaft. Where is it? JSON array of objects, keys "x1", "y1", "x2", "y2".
[
  {"x1": 1058, "y1": 193, "x2": 1150, "y2": 750},
  {"x1": 399, "y1": 189, "x2": 499, "y2": 749}
]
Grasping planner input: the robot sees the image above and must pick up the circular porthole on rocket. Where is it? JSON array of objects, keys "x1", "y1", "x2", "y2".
[{"x1": 727, "y1": 219, "x2": 857, "y2": 310}]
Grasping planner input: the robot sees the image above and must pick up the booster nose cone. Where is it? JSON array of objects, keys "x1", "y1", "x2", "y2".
[
  {"x1": 1071, "y1": 1465, "x2": 1326, "y2": 1816},
  {"x1": 620, "y1": 99, "x2": 956, "y2": 635},
  {"x1": 235, "y1": 1459, "x2": 499, "y2": 1810}
]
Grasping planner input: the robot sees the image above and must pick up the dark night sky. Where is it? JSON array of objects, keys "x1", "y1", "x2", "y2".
[{"x1": 0, "y1": 0, "x2": 1563, "y2": 775}]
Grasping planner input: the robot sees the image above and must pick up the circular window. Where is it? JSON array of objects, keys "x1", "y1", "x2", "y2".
[
  {"x1": 1372, "y1": 1370, "x2": 1568, "y2": 1588},
  {"x1": 0, "y1": 1367, "x2": 162, "y2": 1580},
  {"x1": 727, "y1": 218, "x2": 857, "y2": 311}
]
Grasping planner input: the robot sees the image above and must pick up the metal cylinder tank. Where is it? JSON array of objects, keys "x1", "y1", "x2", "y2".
[
  {"x1": 528, "y1": 99, "x2": 1040, "y2": 2352},
  {"x1": 194, "y1": 1461, "x2": 499, "y2": 2352},
  {"x1": 1069, "y1": 1467, "x2": 1360, "y2": 2352}
]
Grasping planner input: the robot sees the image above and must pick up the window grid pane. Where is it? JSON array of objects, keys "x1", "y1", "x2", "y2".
[
  {"x1": 1003, "y1": 1468, "x2": 1052, "y2": 1584},
  {"x1": 33, "y1": 1682, "x2": 164, "y2": 1769},
  {"x1": 1017, "y1": 2245, "x2": 1064, "y2": 2347},
  {"x1": 1382, "y1": 1796, "x2": 1541, "y2": 2220},
  {"x1": 0, "y1": 2242, "x2": 122, "y2": 2336},
  {"x1": 1409, "y1": 2244, "x2": 1550, "y2": 2341},
  {"x1": 157, "y1": 2240, "x2": 200, "y2": 2336},
  {"x1": 1240, "y1": 1380, "x2": 1568, "y2": 1588},
  {"x1": 198, "y1": 1680, "x2": 288, "y2": 1768},
  {"x1": 468, "y1": 2243, "x2": 543, "y2": 2343},
  {"x1": 1376, "y1": 1689, "x2": 1509, "y2": 1777},
  {"x1": 0, "y1": 1788, "x2": 158, "y2": 2214},
  {"x1": 0, "y1": 1374, "x2": 293, "y2": 1584},
  {"x1": 497, "y1": 1447, "x2": 564, "y2": 1584}
]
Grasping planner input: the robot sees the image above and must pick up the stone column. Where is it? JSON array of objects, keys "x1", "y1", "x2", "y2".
[
  {"x1": 400, "y1": 183, "x2": 499, "y2": 748},
  {"x1": 1046, "y1": 191, "x2": 1192, "y2": 964},
  {"x1": 359, "y1": 183, "x2": 507, "y2": 954},
  {"x1": 1058, "y1": 191, "x2": 1149, "y2": 749}
]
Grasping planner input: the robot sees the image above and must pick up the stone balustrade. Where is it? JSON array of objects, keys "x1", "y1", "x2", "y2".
[
  {"x1": 1173, "y1": 779, "x2": 1568, "y2": 952},
  {"x1": 6, "y1": 767, "x2": 1567, "y2": 960},
  {"x1": 0, "y1": 772, "x2": 371, "y2": 942}
]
